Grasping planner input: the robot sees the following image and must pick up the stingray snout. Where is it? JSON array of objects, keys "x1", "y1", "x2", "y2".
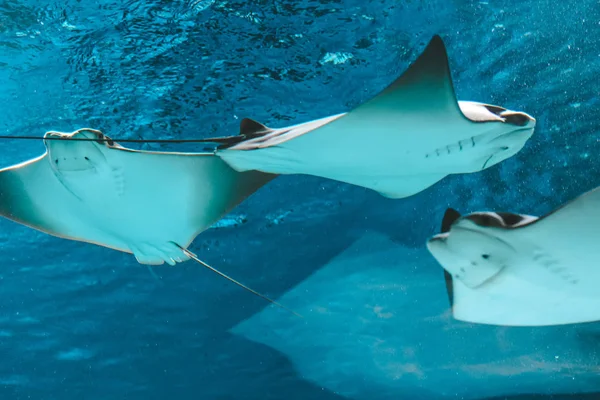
[
  {"x1": 426, "y1": 233, "x2": 449, "y2": 257},
  {"x1": 44, "y1": 130, "x2": 108, "y2": 173},
  {"x1": 43, "y1": 131, "x2": 70, "y2": 144}
]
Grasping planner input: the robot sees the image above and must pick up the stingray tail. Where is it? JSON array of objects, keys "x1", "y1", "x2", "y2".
[
  {"x1": 146, "y1": 265, "x2": 161, "y2": 282},
  {"x1": 172, "y1": 243, "x2": 303, "y2": 318}
]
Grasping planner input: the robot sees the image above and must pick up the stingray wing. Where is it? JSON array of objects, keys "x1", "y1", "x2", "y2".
[
  {"x1": 449, "y1": 188, "x2": 600, "y2": 326},
  {"x1": 325, "y1": 34, "x2": 467, "y2": 130},
  {"x1": 88, "y1": 147, "x2": 276, "y2": 251},
  {"x1": 214, "y1": 35, "x2": 480, "y2": 198},
  {"x1": 519, "y1": 186, "x2": 600, "y2": 233},
  {"x1": 0, "y1": 153, "x2": 106, "y2": 243},
  {"x1": 508, "y1": 185, "x2": 600, "y2": 286},
  {"x1": 0, "y1": 148, "x2": 275, "y2": 263},
  {"x1": 0, "y1": 155, "x2": 56, "y2": 233},
  {"x1": 497, "y1": 186, "x2": 600, "y2": 274},
  {"x1": 450, "y1": 272, "x2": 600, "y2": 326}
]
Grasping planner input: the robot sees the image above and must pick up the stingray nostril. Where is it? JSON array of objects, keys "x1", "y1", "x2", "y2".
[
  {"x1": 84, "y1": 157, "x2": 89, "y2": 161},
  {"x1": 54, "y1": 159, "x2": 59, "y2": 164},
  {"x1": 501, "y1": 146, "x2": 509, "y2": 151}
]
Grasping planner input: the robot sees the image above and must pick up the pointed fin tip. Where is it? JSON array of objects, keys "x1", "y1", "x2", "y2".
[
  {"x1": 364, "y1": 32, "x2": 459, "y2": 117},
  {"x1": 414, "y1": 34, "x2": 450, "y2": 76},
  {"x1": 424, "y1": 34, "x2": 447, "y2": 55},
  {"x1": 239, "y1": 118, "x2": 271, "y2": 137},
  {"x1": 429, "y1": 34, "x2": 444, "y2": 46}
]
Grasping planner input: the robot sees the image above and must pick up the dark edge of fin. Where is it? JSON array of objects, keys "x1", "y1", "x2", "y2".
[
  {"x1": 363, "y1": 35, "x2": 474, "y2": 123},
  {"x1": 240, "y1": 118, "x2": 271, "y2": 137},
  {"x1": 190, "y1": 118, "x2": 275, "y2": 150},
  {"x1": 172, "y1": 243, "x2": 303, "y2": 318},
  {"x1": 441, "y1": 207, "x2": 461, "y2": 233},
  {"x1": 441, "y1": 208, "x2": 461, "y2": 308},
  {"x1": 388, "y1": 35, "x2": 453, "y2": 91}
]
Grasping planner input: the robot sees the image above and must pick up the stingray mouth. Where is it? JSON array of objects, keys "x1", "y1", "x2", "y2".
[
  {"x1": 489, "y1": 123, "x2": 536, "y2": 145},
  {"x1": 480, "y1": 148, "x2": 509, "y2": 171},
  {"x1": 45, "y1": 132, "x2": 108, "y2": 173},
  {"x1": 480, "y1": 149, "x2": 511, "y2": 170},
  {"x1": 479, "y1": 125, "x2": 535, "y2": 170},
  {"x1": 49, "y1": 153, "x2": 102, "y2": 175},
  {"x1": 53, "y1": 160, "x2": 96, "y2": 173},
  {"x1": 49, "y1": 153, "x2": 98, "y2": 173}
]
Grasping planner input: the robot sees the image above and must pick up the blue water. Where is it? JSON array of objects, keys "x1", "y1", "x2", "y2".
[{"x1": 1, "y1": 1, "x2": 600, "y2": 399}]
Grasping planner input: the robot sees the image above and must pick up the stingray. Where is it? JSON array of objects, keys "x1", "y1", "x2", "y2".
[
  {"x1": 426, "y1": 186, "x2": 600, "y2": 327},
  {"x1": 196, "y1": 35, "x2": 536, "y2": 199},
  {"x1": 0, "y1": 128, "x2": 301, "y2": 316}
]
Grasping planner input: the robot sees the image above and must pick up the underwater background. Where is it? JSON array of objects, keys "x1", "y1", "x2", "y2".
[{"x1": 1, "y1": 0, "x2": 600, "y2": 399}]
